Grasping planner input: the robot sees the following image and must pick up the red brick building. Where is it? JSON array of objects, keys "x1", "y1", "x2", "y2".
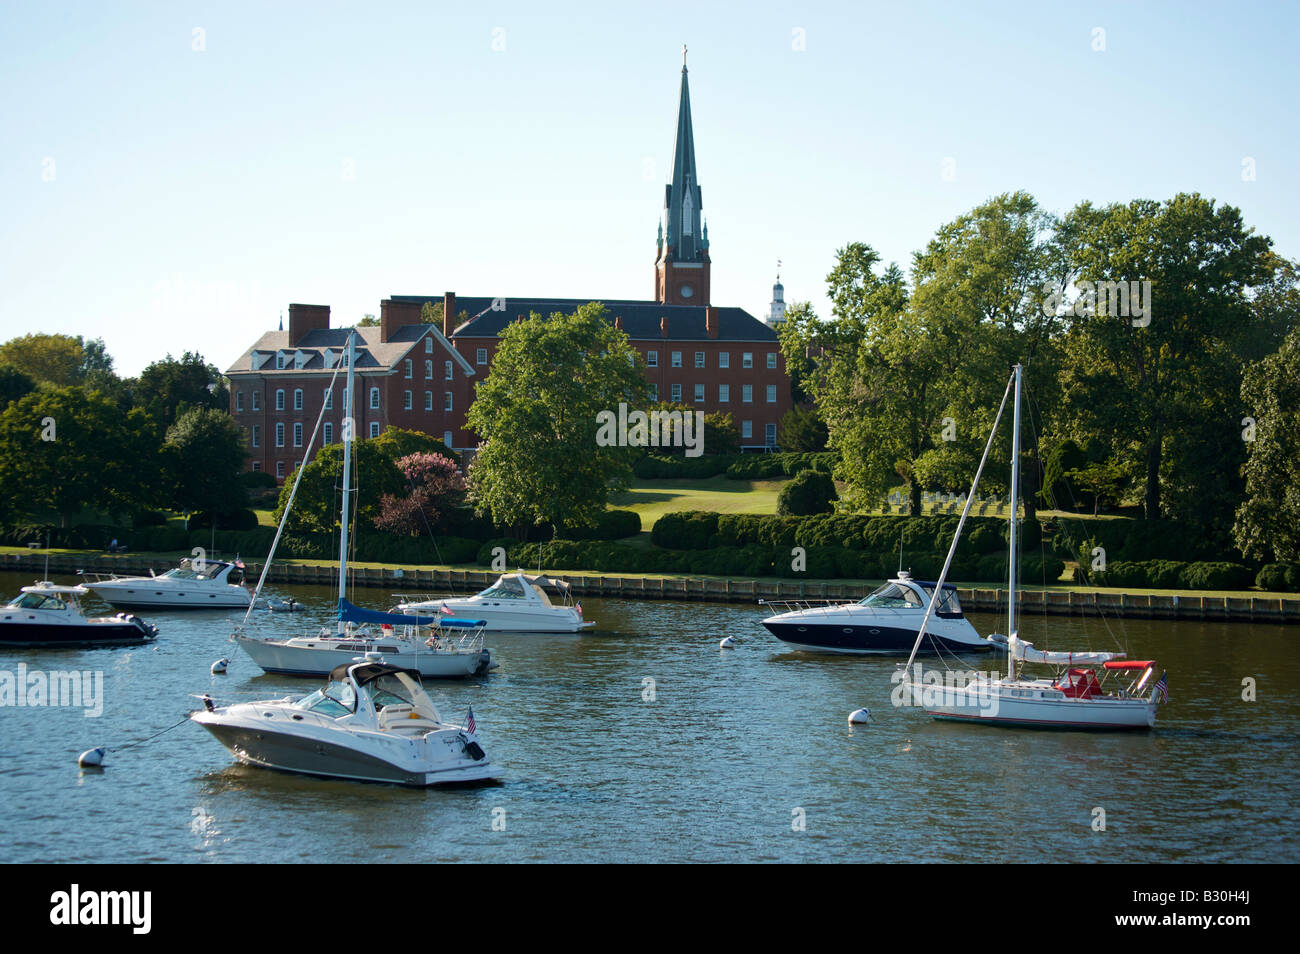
[{"x1": 225, "y1": 55, "x2": 791, "y2": 477}]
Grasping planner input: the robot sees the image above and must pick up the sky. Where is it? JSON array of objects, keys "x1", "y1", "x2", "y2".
[{"x1": 2, "y1": 1, "x2": 1297, "y2": 377}]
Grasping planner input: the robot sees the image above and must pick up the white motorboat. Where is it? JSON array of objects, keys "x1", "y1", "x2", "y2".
[
  {"x1": 84, "y1": 558, "x2": 251, "y2": 610},
  {"x1": 232, "y1": 330, "x2": 493, "y2": 679},
  {"x1": 191, "y1": 659, "x2": 501, "y2": 786},
  {"x1": 759, "y1": 571, "x2": 992, "y2": 654},
  {"x1": 236, "y1": 606, "x2": 492, "y2": 679},
  {"x1": 396, "y1": 571, "x2": 594, "y2": 633},
  {"x1": 0, "y1": 582, "x2": 158, "y2": 647},
  {"x1": 895, "y1": 364, "x2": 1167, "y2": 730}
]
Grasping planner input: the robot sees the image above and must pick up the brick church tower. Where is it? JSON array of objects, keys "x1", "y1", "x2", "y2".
[{"x1": 655, "y1": 47, "x2": 711, "y2": 306}]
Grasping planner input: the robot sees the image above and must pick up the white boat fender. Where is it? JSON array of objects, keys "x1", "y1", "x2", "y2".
[
  {"x1": 210, "y1": 658, "x2": 230, "y2": 675},
  {"x1": 78, "y1": 747, "x2": 107, "y2": 768},
  {"x1": 848, "y1": 708, "x2": 872, "y2": 724},
  {"x1": 719, "y1": 636, "x2": 736, "y2": 649}
]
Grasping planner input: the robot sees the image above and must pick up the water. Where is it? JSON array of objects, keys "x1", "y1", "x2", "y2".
[{"x1": 1, "y1": 569, "x2": 1296, "y2": 863}]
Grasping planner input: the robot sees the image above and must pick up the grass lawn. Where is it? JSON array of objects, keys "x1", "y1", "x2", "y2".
[{"x1": 611, "y1": 476, "x2": 789, "y2": 529}]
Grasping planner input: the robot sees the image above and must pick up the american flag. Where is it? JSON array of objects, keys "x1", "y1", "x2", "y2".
[
  {"x1": 1153, "y1": 671, "x2": 1169, "y2": 703},
  {"x1": 466, "y1": 707, "x2": 476, "y2": 734},
  {"x1": 440, "y1": 601, "x2": 453, "y2": 615},
  {"x1": 576, "y1": 601, "x2": 583, "y2": 617}
]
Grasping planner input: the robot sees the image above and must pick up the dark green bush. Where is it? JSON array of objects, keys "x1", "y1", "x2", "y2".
[
  {"x1": 189, "y1": 508, "x2": 260, "y2": 531},
  {"x1": 559, "y1": 508, "x2": 641, "y2": 540},
  {"x1": 1176, "y1": 562, "x2": 1254, "y2": 591},
  {"x1": 1257, "y1": 564, "x2": 1300, "y2": 592},
  {"x1": 778, "y1": 469, "x2": 837, "y2": 516}
]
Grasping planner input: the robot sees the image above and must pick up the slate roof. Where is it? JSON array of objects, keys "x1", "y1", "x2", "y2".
[
  {"x1": 390, "y1": 296, "x2": 778, "y2": 343},
  {"x1": 225, "y1": 324, "x2": 474, "y2": 376}
]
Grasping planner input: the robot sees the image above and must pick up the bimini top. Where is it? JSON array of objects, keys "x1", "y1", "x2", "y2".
[
  {"x1": 328, "y1": 661, "x2": 422, "y2": 687},
  {"x1": 20, "y1": 582, "x2": 90, "y2": 596}
]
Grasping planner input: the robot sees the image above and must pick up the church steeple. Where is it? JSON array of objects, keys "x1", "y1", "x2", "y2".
[{"x1": 655, "y1": 46, "x2": 711, "y2": 306}]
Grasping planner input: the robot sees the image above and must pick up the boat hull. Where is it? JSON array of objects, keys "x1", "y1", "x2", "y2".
[
  {"x1": 403, "y1": 603, "x2": 590, "y2": 634},
  {"x1": 191, "y1": 713, "x2": 500, "y2": 786},
  {"x1": 85, "y1": 585, "x2": 251, "y2": 610},
  {"x1": 0, "y1": 620, "x2": 156, "y2": 648},
  {"x1": 913, "y1": 682, "x2": 1158, "y2": 730},
  {"x1": 235, "y1": 635, "x2": 490, "y2": 679},
  {"x1": 762, "y1": 619, "x2": 992, "y2": 655}
]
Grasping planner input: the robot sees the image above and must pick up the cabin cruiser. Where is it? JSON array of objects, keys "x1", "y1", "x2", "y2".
[
  {"x1": 396, "y1": 571, "x2": 594, "y2": 633},
  {"x1": 0, "y1": 582, "x2": 158, "y2": 647},
  {"x1": 83, "y1": 558, "x2": 252, "y2": 610},
  {"x1": 236, "y1": 599, "x2": 493, "y2": 679},
  {"x1": 191, "y1": 659, "x2": 501, "y2": 786},
  {"x1": 759, "y1": 572, "x2": 992, "y2": 655}
]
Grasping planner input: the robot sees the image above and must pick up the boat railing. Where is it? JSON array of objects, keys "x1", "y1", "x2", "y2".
[{"x1": 757, "y1": 597, "x2": 858, "y2": 615}]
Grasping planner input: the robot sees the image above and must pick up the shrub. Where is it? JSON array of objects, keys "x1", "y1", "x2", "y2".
[
  {"x1": 778, "y1": 469, "x2": 837, "y2": 516},
  {"x1": 1176, "y1": 562, "x2": 1254, "y2": 591},
  {"x1": 1257, "y1": 564, "x2": 1300, "y2": 592},
  {"x1": 189, "y1": 508, "x2": 260, "y2": 531},
  {"x1": 560, "y1": 508, "x2": 641, "y2": 540}
]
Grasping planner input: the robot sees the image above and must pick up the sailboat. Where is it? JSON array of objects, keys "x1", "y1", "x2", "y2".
[
  {"x1": 894, "y1": 364, "x2": 1168, "y2": 730},
  {"x1": 233, "y1": 331, "x2": 492, "y2": 679}
]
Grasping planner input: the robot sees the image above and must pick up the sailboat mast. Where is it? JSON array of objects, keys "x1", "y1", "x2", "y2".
[
  {"x1": 337, "y1": 331, "x2": 356, "y2": 634},
  {"x1": 1007, "y1": 362, "x2": 1022, "y2": 676}
]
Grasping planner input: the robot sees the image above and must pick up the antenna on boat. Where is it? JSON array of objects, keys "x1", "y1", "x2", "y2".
[
  {"x1": 43, "y1": 530, "x2": 50, "y2": 581},
  {"x1": 898, "y1": 529, "x2": 904, "y2": 574}
]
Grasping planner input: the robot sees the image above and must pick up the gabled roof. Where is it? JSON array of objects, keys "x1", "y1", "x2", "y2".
[
  {"x1": 226, "y1": 324, "x2": 474, "y2": 376},
  {"x1": 390, "y1": 296, "x2": 778, "y2": 343}
]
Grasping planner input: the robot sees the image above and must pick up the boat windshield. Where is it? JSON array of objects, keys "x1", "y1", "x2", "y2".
[
  {"x1": 858, "y1": 582, "x2": 923, "y2": 608},
  {"x1": 11, "y1": 592, "x2": 68, "y2": 611},
  {"x1": 479, "y1": 577, "x2": 528, "y2": 600},
  {"x1": 164, "y1": 567, "x2": 219, "y2": 581},
  {"x1": 297, "y1": 681, "x2": 357, "y2": 717},
  {"x1": 916, "y1": 584, "x2": 963, "y2": 616},
  {"x1": 365, "y1": 674, "x2": 417, "y2": 710}
]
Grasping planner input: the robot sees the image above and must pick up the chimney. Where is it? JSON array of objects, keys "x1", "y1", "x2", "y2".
[
  {"x1": 706, "y1": 305, "x2": 719, "y2": 340},
  {"x1": 443, "y1": 292, "x2": 456, "y2": 338},
  {"x1": 379, "y1": 299, "x2": 422, "y2": 343},
  {"x1": 660, "y1": 315, "x2": 670, "y2": 338},
  {"x1": 287, "y1": 304, "x2": 330, "y2": 347}
]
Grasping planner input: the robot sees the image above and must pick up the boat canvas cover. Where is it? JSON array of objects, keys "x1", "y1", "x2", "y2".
[
  {"x1": 338, "y1": 598, "x2": 442, "y2": 627},
  {"x1": 1010, "y1": 636, "x2": 1123, "y2": 666}
]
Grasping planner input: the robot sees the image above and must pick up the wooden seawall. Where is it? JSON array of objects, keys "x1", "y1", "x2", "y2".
[{"x1": 8, "y1": 553, "x2": 1299, "y2": 623}]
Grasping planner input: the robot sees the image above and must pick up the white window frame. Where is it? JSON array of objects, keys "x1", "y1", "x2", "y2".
[
  {"x1": 742, "y1": 384, "x2": 753, "y2": 403},
  {"x1": 477, "y1": 348, "x2": 487, "y2": 365},
  {"x1": 671, "y1": 351, "x2": 682, "y2": 368},
  {"x1": 369, "y1": 421, "x2": 381, "y2": 439},
  {"x1": 742, "y1": 420, "x2": 753, "y2": 439},
  {"x1": 694, "y1": 383, "x2": 704, "y2": 403},
  {"x1": 719, "y1": 353, "x2": 729, "y2": 369},
  {"x1": 404, "y1": 390, "x2": 413, "y2": 411},
  {"x1": 369, "y1": 387, "x2": 380, "y2": 410},
  {"x1": 766, "y1": 384, "x2": 777, "y2": 403},
  {"x1": 444, "y1": 391, "x2": 453, "y2": 412},
  {"x1": 719, "y1": 384, "x2": 729, "y2": 403},
  {"x1": 293, "y1": 388, "x2": 303, "y2": 411},
  {"x1": 425, "y1": 391, "x2": 433, "y2": 411},
  {"x1": 293, "y1": 422, "x2": 303, "y2": 447},
  {"x1": 671, "y1": 383, "x2": 682, "y2": 402},
  {"x1": 767, "y1": 352, "x2": 778, "y2": 369},
  {"x1": 742, "y1": 352, "x2": 753, "y2": 369},
  {"x1": 275, "y1": 423, "x2": 285, "y2": 447},
  {"x1": 275, "y1": 389, "x2": 285, "y2": 411},
  {"x1": 445, "y1": 360, "x2": 453, "y2": 381},
  {"x1": 647, "y1": 350, "x2": 658, "y2": 368},
  {"x1": 695, "y1": 351, "x2": 705, "y2": 368}
]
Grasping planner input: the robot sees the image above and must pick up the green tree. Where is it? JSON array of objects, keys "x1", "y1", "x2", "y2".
[
  {"x1": 163, "y1": 407, "x2": 249, "y2": 521},
  {"x1": 0, "y1": 365, "x2": 36, "y2": 412},
  {"x1": 0, "y1": 333, "x2": 88, "y2": 387},
  {"x1": 135, "y1": 352, "x2": 228, "y2": 429},
  {"x1": 466, "y1": 302, "x2": 649, "y2": 533},
  {"x1": 0, "y1": 387, "x2": 155, "y2": 526},
  {"x1": 1233, "y1": 327, "x2": 1300, "y2": 562},
  {"x1": 778, "y1": 404, "x2": 827, "y2": 452},
  {"x1": 274, "y1": 428, "x2": 455, "y2": 534},
  {"x1": 1057, "y1": 193, "x2": 1274, "y2": 523}
]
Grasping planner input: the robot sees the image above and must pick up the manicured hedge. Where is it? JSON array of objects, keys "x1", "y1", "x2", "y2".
[
  {"x1": 558, "y1": 509, "x2": 641, "y2": 540},
  {"x1": 633, "y1": 454, "x2": 734, "y2": 479},
  {"x1": 1096, "y1": 560, "x2": 1255, "y2": 590},
  {"x1": 1256, "y1": 564, "x2": 1300, "y2": 592},
  {"x1": 778, "y1": 469, "x2": 837, "y2": 516},
  {"x1": 1054, "y1": 517, "x2": 1222, "y2": 564},
  {"x1": 725, "y1": 452, "x2": 835, "y2": 480}
]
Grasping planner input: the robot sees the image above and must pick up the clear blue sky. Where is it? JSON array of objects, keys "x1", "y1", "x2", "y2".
[{"x1": 2, "y1": 1, "x2": 1296, "y2": 376}]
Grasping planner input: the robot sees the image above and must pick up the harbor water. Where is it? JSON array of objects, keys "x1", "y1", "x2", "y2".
[{"x1": 1, "y1": 570, "x2": 1296, "y2": 863}]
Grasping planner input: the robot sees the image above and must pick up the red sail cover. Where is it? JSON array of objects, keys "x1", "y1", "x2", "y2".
[{"x1": 1102, "y1": 660, "x2": 1155, "y2": 670}]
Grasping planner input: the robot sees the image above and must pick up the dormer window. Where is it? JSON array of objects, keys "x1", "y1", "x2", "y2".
[{"x1": 275, "y1": 351, "x2": 287, "y2": 370}]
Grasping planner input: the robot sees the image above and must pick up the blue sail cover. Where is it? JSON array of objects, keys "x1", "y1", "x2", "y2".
[{"x1": 336, "y1": 599, "x2": 485, "y2": 628}]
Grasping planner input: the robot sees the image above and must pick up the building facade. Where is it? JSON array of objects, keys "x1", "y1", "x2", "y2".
[{"x1": 226, "y1": 55, "x2": 790, "y2": 478}]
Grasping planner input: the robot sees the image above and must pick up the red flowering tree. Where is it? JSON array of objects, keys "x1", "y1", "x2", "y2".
[{"x1": 373, "y1": 452, "x2": 466, "y2": 536}]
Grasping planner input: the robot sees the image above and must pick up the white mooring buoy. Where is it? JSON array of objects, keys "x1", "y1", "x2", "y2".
[
  {"x1": 719, "y1": 636, "x2": 736, "y2": 649},
  {"x1": 210, "y1": 658, "x2": 230, "y2": 675},
  {"x1": 848, "y1": 707, "x2": 872, "y2": 725},
  {"x1": 78, "y1": 746, "x2": 107, "y2": 768}
]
